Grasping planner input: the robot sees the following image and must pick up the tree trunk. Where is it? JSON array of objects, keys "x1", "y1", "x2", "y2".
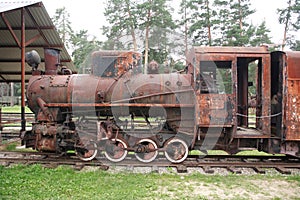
[
  {"x1": 184, "y1": 5, "x2": 188, "y2": 60},
  {"x1": 282, "y1": 0, "x2": 292, "y2": 50},
  {"x1": 131, "y1": 29, "x2": 137, "y2": 51},
  {"x1": 145, "y1": 23, "x2": 150, "y2": 74},
  {"x1": 206, "y1": 0, "x2": 212, "y2": 46},
  {"x1": 125, "y1": 0, "x2": 137, "y2": 51},
  {"x1": 144, "y1": 2, "x2": 152, "y2": 74},
  {"x1": 238, "y1": 0, "x2": 243, "y2": 35}
]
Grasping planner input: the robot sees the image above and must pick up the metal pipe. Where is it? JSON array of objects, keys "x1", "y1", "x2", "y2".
[{"x1": 37, "y1": 97, "x2": 54, "y2": 121}]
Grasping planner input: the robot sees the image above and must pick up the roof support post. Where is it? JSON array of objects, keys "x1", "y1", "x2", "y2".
[{"x1": 21, "y1": 7, "x2": 26, "y2": 132}]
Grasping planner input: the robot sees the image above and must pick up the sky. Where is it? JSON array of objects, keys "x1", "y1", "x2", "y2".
[{"x1": 41, "y1": 0, "x2": 298, "y2": 47}]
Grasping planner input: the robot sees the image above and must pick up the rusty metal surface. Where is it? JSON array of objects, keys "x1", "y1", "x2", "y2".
[
  {"x1": 44, "y1": 48, "x2": 60, "y2": 75},
  {"x1": 286, "y1": 51, "x2": 300, "y2": 79},
  {"x1": 285, "y1": 81, "x2": 300, "y2": 140},
  {"x1": 22, "y1": 48, "x2": 300, "y2": 161},
  {"x1": 27, "y1": 73, "x2": 194, "y2": 112},
  {"x1": 21, "y1": 8, "x2": 26, "y2": 131},
  {"x1": 284, "y1": 51, "x2": 300, "y2": 141},
  {"x1": 197, "y1": 94, "x2": 233, "y2": 126},
  {"x1": 44, "y1": 103, "x2": 194, "y2": 108},
  {"x1": 91, "y1": 51, "x2": 142, "y2": 77},
  {"x1": 106, "y1": 73, "x2": 194, "y2": 104},
  {"x1": 261, "y1": 55, "x2": 271, "y2": 134},
  {"x1": 192, "y1": 46, "x2": 269, "y2": 54},
  {"x1": 191, "y1": 46, "x2": 271, "y2": 132}
]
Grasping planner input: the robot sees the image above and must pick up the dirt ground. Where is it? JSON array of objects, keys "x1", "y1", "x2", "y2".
[
  {"x1": 156, "y1": 178, "x2": 300, "y2": 200},
  {"x1": 194, "y1": 179, "x2": 299, "y2": 200}
]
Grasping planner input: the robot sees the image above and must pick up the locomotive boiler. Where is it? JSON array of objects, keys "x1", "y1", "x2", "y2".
[{"x1": 22, "y1": 47, "x2": 300, "y2": 163}]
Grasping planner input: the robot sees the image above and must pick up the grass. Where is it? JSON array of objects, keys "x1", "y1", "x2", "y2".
[
  {"x1": 3, "y1": 141, "x2": 19, "y2": 151},
  {"x1": 0, "y1": 164, "x2": 299, "y2": 200},
  {"x1": 0, "y1": 141, "x2": 36, "y2": 152},
  {"x1": 1, "y1": 105, "x2": 32, "y2": 113}
]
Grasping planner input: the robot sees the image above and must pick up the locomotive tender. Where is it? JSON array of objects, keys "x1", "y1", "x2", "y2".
[{"x1": 21, "y1": 47, "x2": 300, "y2": 163}]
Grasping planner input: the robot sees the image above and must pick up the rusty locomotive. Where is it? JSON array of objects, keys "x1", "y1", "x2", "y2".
[{"x1": 21, "y1": 46, "x2": 300, "y2": 163}]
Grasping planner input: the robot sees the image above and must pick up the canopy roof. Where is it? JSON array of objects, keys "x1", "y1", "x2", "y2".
[{"x1": 0, "y1": 1, "x2": 75, "y2": 82}]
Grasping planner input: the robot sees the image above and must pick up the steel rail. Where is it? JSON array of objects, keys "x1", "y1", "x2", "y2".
[{"x1": 0, "y1": 151, "x2": 299, "y2": 174}]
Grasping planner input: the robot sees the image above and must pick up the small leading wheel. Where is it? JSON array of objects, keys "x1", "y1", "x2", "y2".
[
  {"x1": 104, "y1": 138, "x2": 128, "y2": 162},
  {"x1": 76, "y1": 141, "x2": 98, "y2": 161},
  {"x1": 135, "y1": 139, "x2": 158, "y2": 163},
  {"x1": 164, "y1": 138, "x2": 189, "y2": 163}
]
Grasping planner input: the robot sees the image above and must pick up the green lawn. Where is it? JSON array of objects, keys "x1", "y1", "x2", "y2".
[
  {"x1": 1, "y1": 105, "x2": 32, "y2": 113},
  {"x1": 0, "y1": 164, "x2": 299, "y2": 200}
]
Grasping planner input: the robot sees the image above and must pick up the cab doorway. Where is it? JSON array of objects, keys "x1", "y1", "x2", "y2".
[{"x1": 237, "y1": 57, "x2": 263, "y2": 130}]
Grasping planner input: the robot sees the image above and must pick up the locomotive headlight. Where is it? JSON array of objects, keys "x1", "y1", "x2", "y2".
[{"x1": 25, "y1": 50, "x2": 41, "y2": 69}]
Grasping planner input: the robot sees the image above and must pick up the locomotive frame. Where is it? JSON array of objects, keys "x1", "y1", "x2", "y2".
[{"x1": 21, "y1": 46, "x2": 300, "y2": 163}]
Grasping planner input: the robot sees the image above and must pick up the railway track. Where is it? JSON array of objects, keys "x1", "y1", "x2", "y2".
[
  {"x1": 0, "y1": 151, "x2": 109, "y2": 170},
  {"x1": 0, "y1": 112, "x2": 34, "y2": 142},
  {"x1": 0, "y1": 133, "x2": 20, "y2": 141},
  {"x1": 0, "y1": 151, "x2": 299, "y2": 174}
]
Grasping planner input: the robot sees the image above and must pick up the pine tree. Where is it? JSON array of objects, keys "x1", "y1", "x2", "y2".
[
  {"x1": 70, "y1": 30, "x2": 101, "y2": 71},
  {"x1": 224, "y1": 0, "x2": 256, "y2": 46},
  {"x1": 290, "y1": 40, "x2": 300, "y2": 50},
  {"x1": 101, "y1": 25, "x2": 127, "y2": 50},
  {"x1": 213, "y1": 0, "x2": 232, "y2": 45},
  {"x1": 178, "y1": 0, "x2": 190, "y2": 56},
  {"x1": 103, "y1": 0, "x2": 138, "y2": 51},
  {"x1": 103, "y1": 0, "x2": 175, "y2": 69},
  {"x1": 183, "y1": 0, "x2": 215, "y2": 46},
  {"x1": 137, "y1": 0, "x2": 176, "y2": 70},
  {"x1": 52, "y1": 7, "x2": 74, "y2": 51},
  {"x1": 277, "y1": 0, "x2": 300, "y2": 50},
  {"x1": 250, "y1": 21, "x2": 272, "y2": 47}
]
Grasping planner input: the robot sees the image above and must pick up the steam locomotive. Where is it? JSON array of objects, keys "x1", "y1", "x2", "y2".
[{"x1": 21, "y1": 47, "x2": 300, "y2": 163}]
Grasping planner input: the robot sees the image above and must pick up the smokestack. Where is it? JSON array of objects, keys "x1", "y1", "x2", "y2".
[{"x1": 44, "y1": 48, "x2": 61, "y2": 75}]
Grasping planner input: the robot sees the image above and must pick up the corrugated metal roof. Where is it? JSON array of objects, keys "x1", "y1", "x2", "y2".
[
  {"x1": 0, "y1": 1, "x2": 75, "y2": 82},
  {"x1": 0, "y1": 1, "x2": 40, "y2": 13}
]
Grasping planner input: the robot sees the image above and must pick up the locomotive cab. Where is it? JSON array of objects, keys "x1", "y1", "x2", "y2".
[
  {"x1": 189, "y1": 46, "x2": 272, "y2": 154},
  {"x1": 190, "y1": 46, "x2": 300, "y2": 157},
  {"x1": 91, "y1": 51, "x2": 142, "y2": 77}
]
